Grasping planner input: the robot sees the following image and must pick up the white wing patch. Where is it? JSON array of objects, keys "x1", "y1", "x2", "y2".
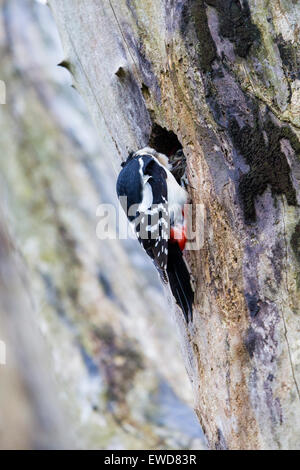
[
  {"x1": 135, "y1": 155, "x2": 169, "y2": 273},
  {"x1": 138, "y1": 182, "x2": 153, "y2": 213},
  {"x1": 137, "y1": 157, "x2": 153, "y2": 213}
]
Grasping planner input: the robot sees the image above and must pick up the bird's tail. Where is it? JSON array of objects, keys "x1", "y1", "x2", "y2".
[{"x1": 167, "y1": 242, "x2": 194, "y2": 322}]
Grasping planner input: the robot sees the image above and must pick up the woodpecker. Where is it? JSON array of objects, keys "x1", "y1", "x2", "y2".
[{"x1": 116, "y1": 146, "x2": 194, "y2": 322}]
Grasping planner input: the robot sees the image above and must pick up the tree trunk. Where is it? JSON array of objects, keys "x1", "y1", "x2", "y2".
[
  {"x1": 0, "y1": 206, "x2": 71, "y2": 449},
  {"x1": 48, "y1": 0, "x2": 300, "y2": 449},
  {"x1": 0, "y1": 0, "x2": 204, "y2": 449}
]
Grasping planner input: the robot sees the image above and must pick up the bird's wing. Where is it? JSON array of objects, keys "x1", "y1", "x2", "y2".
[
  {"x1": 117, "y1": 155, "x2": 169, "y2": 278},
  {"x1": 136, "y1": 156, "x2": 169, "y2": 278}
]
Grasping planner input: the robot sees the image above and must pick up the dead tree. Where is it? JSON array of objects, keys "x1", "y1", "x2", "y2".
[{"x1": 49, "y1": 0, "x2": 300, "y2": 449}]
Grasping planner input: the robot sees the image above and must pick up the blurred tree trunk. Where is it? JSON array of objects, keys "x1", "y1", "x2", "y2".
[
  {"x1": 49, "y1": 0, "x2": 300, "y2": 449},
  {"x1": 0, "y1": 0, "x2": 203, "y2": 449},
  {"x1": 0, "y1": 208, "x2": 69, "y2": 449}
]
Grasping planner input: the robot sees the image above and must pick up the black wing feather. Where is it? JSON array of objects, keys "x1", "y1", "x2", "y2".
[
  {"x1": 137, "y1": 156, "x2": 169, "y2": 278},
  {"x1": 117, "y1": 155, "x2": 169, "y2": 279}
]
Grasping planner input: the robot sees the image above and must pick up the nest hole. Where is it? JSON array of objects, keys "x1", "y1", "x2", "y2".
[
  {"x1": 149, "y1": 124, "x2": 187, "y2": 183},
  {"x1": 149, "y1": 124, "x2": 182, "y2": 157}
]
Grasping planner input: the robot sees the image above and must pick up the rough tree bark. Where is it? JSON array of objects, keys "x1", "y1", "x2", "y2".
[{"x1": 48, "y1": 0, "x2": 300, "y2": 449}]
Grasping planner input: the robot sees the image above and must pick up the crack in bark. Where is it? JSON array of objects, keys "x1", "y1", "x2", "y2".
[
  {"x1": 245, "y1": 85, "x2": 300, "y2": 132},
  {"x1": 61, "y1": 25, "x2": 122, "y2": 173},
  {"x1": 238, "y1": 63, "x2": 300, "y2": 131},
  {"x1": 108, "y1": 0, "x2": 140, "y2": 80}
]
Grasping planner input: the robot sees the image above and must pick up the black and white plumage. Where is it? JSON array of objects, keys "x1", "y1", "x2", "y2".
[{"x1": 116, "y1": 147, "x2": 194, "y2": 322}]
